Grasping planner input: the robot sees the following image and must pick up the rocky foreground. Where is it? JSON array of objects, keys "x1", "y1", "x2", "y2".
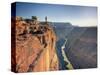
[{"x1": 11, "y1": 16, "x2": 59, "y2": 72}]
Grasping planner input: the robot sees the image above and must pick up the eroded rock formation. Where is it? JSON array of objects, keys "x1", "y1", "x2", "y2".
[{"x1": 11, "y1": 16, "x2": 59, "y2": 72}]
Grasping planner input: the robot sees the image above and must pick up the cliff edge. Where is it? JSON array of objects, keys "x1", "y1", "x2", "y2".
[{"x1": 11, "y1": 16, "x2": 59, "y2": 72}]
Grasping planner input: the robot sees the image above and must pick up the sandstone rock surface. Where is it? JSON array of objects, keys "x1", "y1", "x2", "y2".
[{"x1": 11, "y1": 17, "x2": 59, "y2": 72}]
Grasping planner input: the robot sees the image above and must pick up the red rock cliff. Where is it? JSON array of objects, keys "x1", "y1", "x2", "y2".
[{"x1": 11, "y1": 16, "x2": 59, "y2": 72}]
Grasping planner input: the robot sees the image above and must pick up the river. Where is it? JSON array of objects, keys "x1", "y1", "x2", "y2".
[{"x1": 56, "y1": 38, "x2": 73, "y2": 70}]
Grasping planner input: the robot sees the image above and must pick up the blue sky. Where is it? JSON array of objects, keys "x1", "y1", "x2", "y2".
[{"x1": 15, "y1": 2, "x2": 97, "y2": 26}]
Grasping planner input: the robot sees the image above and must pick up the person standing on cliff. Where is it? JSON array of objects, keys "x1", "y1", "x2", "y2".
[{"x1": 45, "y1": 16, "x2": 49, "y2": 25}]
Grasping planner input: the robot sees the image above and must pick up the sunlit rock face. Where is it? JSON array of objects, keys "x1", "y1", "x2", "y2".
[{"x1": 11, "y1": 16, "x2": 59, "y2": 73}]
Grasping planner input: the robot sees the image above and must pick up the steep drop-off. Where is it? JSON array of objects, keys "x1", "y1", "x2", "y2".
[
  {"x1": 65, "y1": 27, "x2": 97, "y2": 69},
  {"x1": 11, "y1": 17, "x2": 59, "y2": 72}
]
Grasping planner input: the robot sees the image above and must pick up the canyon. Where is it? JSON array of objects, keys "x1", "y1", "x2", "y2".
[{"x1": 11, "y1": 16, "x2": 59, "y2": 72}]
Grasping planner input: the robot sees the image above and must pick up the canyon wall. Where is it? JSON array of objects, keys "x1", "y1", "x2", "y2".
[{"x1": 11, "y1": 17, "x2": 59, "y2": 72}]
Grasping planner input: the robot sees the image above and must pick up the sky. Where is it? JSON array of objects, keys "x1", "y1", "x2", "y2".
[{"x1": 14, "y1": 2, "x2": 97, "y2": 27}]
